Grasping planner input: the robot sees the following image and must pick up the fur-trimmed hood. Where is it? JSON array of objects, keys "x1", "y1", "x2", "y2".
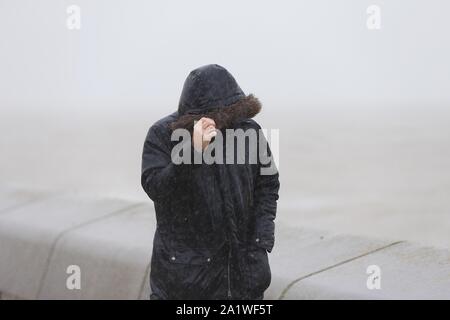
[
  {"x1": 171, "y1": 64, "x2": 261, "y2": 131},
  {"x1": 171, "y1": 94, "x2": 261, "y2": 131}
]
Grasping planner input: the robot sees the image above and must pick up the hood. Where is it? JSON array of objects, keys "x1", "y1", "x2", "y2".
[{"x1": 171, "y1": 64, "x2": 261, "y2": 131}]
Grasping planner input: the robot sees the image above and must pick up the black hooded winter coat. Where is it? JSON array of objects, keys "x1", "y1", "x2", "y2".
[{"x1": 141, "y1": 64, "x2": 280, "y2": 300}]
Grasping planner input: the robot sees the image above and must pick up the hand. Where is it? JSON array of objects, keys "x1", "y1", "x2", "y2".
[{"x1": 192, "y1": 117, "x2": 217, "y2": 151}]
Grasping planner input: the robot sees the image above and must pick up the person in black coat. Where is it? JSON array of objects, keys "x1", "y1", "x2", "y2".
[{"x1": 141, "y1": 64, "x2": 280, "y2": 300}]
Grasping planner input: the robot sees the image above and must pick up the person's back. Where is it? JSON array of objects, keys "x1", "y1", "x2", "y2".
[{"x1": 141, "y1": 64, "x2": 280, "y2": 300}]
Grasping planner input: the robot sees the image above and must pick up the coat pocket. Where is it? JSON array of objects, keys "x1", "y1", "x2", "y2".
[
  {"x1": 246, "y1": 245, "x2": 271, "y2": 294},
  {"x1": 159, "y1": 245, "x2": 223, "y2": 299}
]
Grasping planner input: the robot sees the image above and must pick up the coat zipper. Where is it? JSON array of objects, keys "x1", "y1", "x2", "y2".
[{"x1": 227, "y1": 243, "x2": 232, "y2": 299}]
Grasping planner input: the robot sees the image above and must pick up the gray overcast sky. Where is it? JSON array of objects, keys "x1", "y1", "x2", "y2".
[{"x1": 1, "y1": 0, "x2": 449, "y2": 112}]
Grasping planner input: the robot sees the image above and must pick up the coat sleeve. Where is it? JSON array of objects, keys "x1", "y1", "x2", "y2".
[
  {"x1": 141, "y1": 123, "x2": 196, "y2": 202},
  {"x1": 253, "y1": 127, "x2": 280, "y2": 253}
]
